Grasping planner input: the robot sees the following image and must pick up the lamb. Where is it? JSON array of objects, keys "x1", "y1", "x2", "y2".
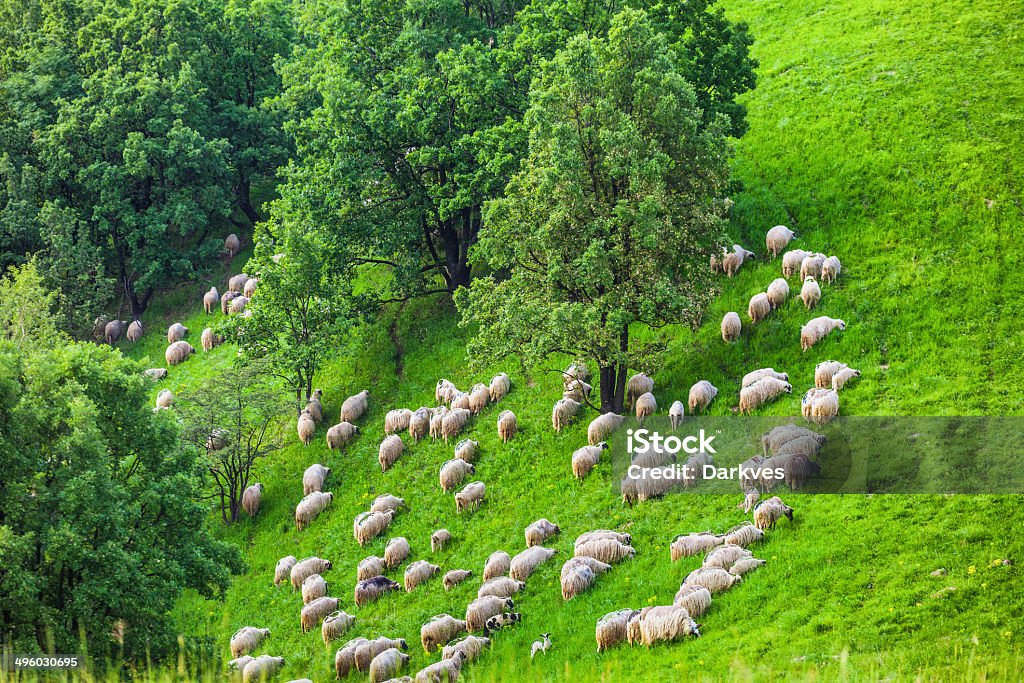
[
  {"x1": 761, "y1": 424, "x2": 826, "y2": 456},
  {"x1": 439, "y1": 459, "x2": 475, "y2": 493},
  {"x1": 353, "y1": 510, "x2": 395, "y2": 546},
  {"x1": 477, "y1": 577, "x2": 525, "y2": 599},
  {"x1": 295, "y1": 491, "x2": 332, "y2": 531},
  {"x1": 807, "y1": 388, "x2": 839, "y2": 423},
  {"x1": 356, "y1": 638, "x2": 409, "y2": 675},
  {"x1": 483, "y1": 551, "x2": 511, "y2": 581},
  {"x1": 631, "y1": 605, "x2": 701, "y2": 645},
  {"x1": 144, "y1": 368, "x2": 167, "y2": 381},
  {"x1": 765, "y1": 225, "x2": 796, "y2": 258},
  {"x1": 670, "y1": 532, "x2": 724, "y2": 561},
  {"x1": 595, "y1": 609, "x2": 637, "y2": 652},
  {"x1": 165, "y1": 341, "x2": 194, "y2": 365},
  {"x1": 560, "y1": 563, "x2": 596, "y2": 600},
  {"x1": 302, "y1": 574, "x2": 328, "y2": 604},
  {"x1": 353, "y1": 576, "x2": 402, "y2": 607},
  {"x1": 378, "y1": 435, "x2": 405, "y2": 471},
  {"x1": 634, "y1": 392, "x2": 657, "y2": 421},
  {"x1": 672, "y1": 584, "x2": 712, "y2": 617},
  {"x1": 241, "y1": 655, "x2": 284, "y2": 683},
  {"x1": 229, "y1": 296, "x2": 249, "y2": 315},
  {"x1": 274, "y1": 556, "x2": 297, "y2": 587},
  {"x1": 408, "y1": 407, "x2": 431, "y2": 442},
  {"x1": 242, "y1": 483, "x2": 263, "y2": 517},
  {"x1": 335, "y1": 637, "x2": 369, "y2": 678},
  {"x1": 301, "y1": 596, "x2": 340, "y2": 633},
  {"x1": 738, "y1": 488, "x2": 760, "y2": 513},
  {"x1": 230, "y1": 627, "x2": 270, "y2": 658},
  {"x1": 496, "y1": 410, "x2": 517, "y2": 442},
  {"x1": 322, "y1": 611, "x2": 355, "y2": 646},
  {"x1": 224, "y1": 234, "x2": 240, "y2": 258},
  {"x1": 572, "y1": 442, "x2": 607, "y2": 479},
  {"x1": 297, "y1": 410, "x2": 316, "y2": 446},
  {"x1": 468, "y1": 383, "x2": 490, "y2": 414},
  {"x1": 524, "y1": 518, "x2": 560, "y2": 547},
  {"x1": 489, "y1": 373, "x2": 511, "y2": 402},
  {"x1": 748, "y1": 292, "x2": 771, "y2": 323},
  {"x1": 800, "y1": 316, "x2": 845, "y2": 351},
  {"x1": 371, "y1": 494, "x2": 406, "y2": 514},
  {"x1": 814, "y1": 360, "x2": 847, "y2": 388},
  {"x1": 384, "y1": 537, "x2": 411, "y2": 569},
  {"x1": 228, "y1": 273, "x2": 249, "y2": 294},
  {"x1": 454, "y1": 439, "x2": 478, "y2": 463},
  {"x1": 368, "y1": 648, "x2": 410, "y2": 683},
  {"x1": 340, "y1": 390, "x2": 369, "y2": 423},
  {"x1": 754, "y1": 496, "x2": 794, "y2": 530},
  {"x1": 441, "y1": 635, "x2": 490, "y2": 663},
  {"x1": 220, "y1": 290, "x2": 239, "y2": 314},
  {"x1": 563, "y1": 380, "x2": 593, "y2": 402},
  {"x1": 441, "y1": 408, "x2": 470, "y2": 443},
  {"x1": 739, "y1": 377, "x2": 793, "y2": 414},
  {"x1": 722, "y1": 521, "x2": 765, "y2": 547},
  {"x1": 625, "y1": 373, "x2": 654, "y2": 407},
  {"x1": 305, "y1": 389, "x2": 324, "y2": 424},
  {"x1": 821, "y1": 255, "x2": 842, "y2": 283},
  {"x1": 201, "y1": 327, "x2": 221, "y2": 352},
  {"x1": 483, "y1": 612, "x2": 521, "y2": 636},
  {"x1": 781, "y1": 249, "x2": 811, "y2": 278},
  {"x1": 465, "y1": 596, "x2": 514, "y2": 633},
  {"x1": 801, "y1": 276, "x2": 821, "y2": 309},
  {"x1": 326, "y1": 422, "x2": 359, "y2": 450},
  {"x1": 666, "y1": 402, "x2": 684, "y2": 431},
  {"x1": 575, "y1": 539, "x2": 635, "y2": 564},
  {"x1": 766, "y1": 278, "x2": 790, "y2": 309},
  {"x1": 742, "y1": 368, "x2": 789, "y2": 388},
  {"x1": 723, "y1": 244, "x2": 755, "y2": 277},
  {"x1": 421, "y1": 614, "x2": 469, "y2": 653},
  {"x1": 415, "y1": 651, "x2": 466, "y2": 682},
  {"x1": 552, "y1": 398, "x2": 582, "y2": 432},
  {"x1": 683, "y1": 567, "x2": 742, "y2": 594},
  {"x1": 832, "y1": 367, "x2": 861, "y2": 391},
  {"x1": 688, "y1": 380, "x2": 718, "y2": 413},
  {"x1": 290, "y1": 557, "x2": 331, "y2": 591},
  {"x1": 303, "y1": 464, "x2": 331, "y2": 495},
  {"x1": 385, "y1": 409, "x2": 413, "y2": 434},
  {"x1": 702, "y1": 544, "x2": 753, "y2": 571},
  {"x1": 454, "y1": 481, "x2": 485, "y2": 513},
  {"x1": 203, "y1": 286, "x2": 220, "y2": 314},
  {"x1": 730, "y1": 557, "x2": 767, "y2": 576},
  {"x1": 357, "y1": 556, "x2": 386, "y2": 582},
  {"x1": 721, "y1": 311, "x2": 741, "y2": 342},
  {"x1": 509, "y1": 546, "x2": 558, "y2": 581},
  {"x1": 155, "y1": 389, "x2": 174, "y2": 410},
  {"x1": 588, "y1": 412, "x2": 625, "y2": 445},
  {"x1": 126, "y1": 320, "x2": 143, "y2": 343},
  {"x1": 404, "y1": 560, "x2": 440, "y2": 592},
  {"x1": 799, "y1": 253, "x2": 827, "y2": 281},
  {"x1": 443, "y1": 569, "x2": 473, "y2": 591},
  {"x1": 429, "y1": 406, "x2": 448, "y2": 440},
  {"x1": 436, "y1": 379, "x2": 459, "y2": 404}
]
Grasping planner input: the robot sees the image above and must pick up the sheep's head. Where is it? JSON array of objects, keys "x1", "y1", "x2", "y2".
[
  {"x1": 836, "y1": 320, "x2": 846, "y2": 330},
  {"x1": 398, "y1": 639, "x2": 409, "y2": 650},
  {"x1": 784, "y1": 384, "x2": 793, "y2": 394},
  {"x1": 599, "y1": 441, "x2": 609, "y2": 450}
]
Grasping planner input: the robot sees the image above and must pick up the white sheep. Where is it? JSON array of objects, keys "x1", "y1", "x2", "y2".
[
  {"x1": 482, "y1": 551, "x2": 511, "y2": 582},
  {"x1": 357, "y1": 556, "x2": 386, "y2": 581},
  {"x1": 821, "y1": 255, "x2": 842, "y2": 283},
  {"x1": 421, "y1": 614, "x2": 468, "y2": 654},
  {"x1": 721, "y1": 311, "x2": 741, "y2": 342},
  {"x1": 496, "y1": 410, "x2": 517, "y2": 442},
  {"x1": 378, "y1": 434, "x2": 405, "y2": 471},
  {"x1": 294, "y1": 491, "x2": 332, "y2": 531},
  {"x1": 439, "y1": 458, "x2": 475, "y2": 492},
  {"x1": 668, "y1": 401, "x2": 685, "y2": 429},
  {"x1": 587, "y1": 412, "x2": 625, "y2": 445},
  {"x1": 229, "y1": 295, "x2": 248, "y2": 315},
  {"x1": 723, "y1": 244, "x2": 755, "y2": 277},
  {"x1": 741, "y1": 368, "x2": 789, "y2": 388},
  {"x1": 431, "y1": 529, "x2": 451, "y2": 553},
  {"x1": 408, "y1": 407, "x2": 431, "y2": 442},
  {"x1": 274, "y1": 556, "x2": 297, "y2": 587},
  {"x1": 688, "y1": 380, "x2": 718, "y2": 414},
  {"x1": 241, "y1": 483, "x2": 263, "y2": 517},
  {"x1": 241, "y1": 655, "x2": 284, "y2": 683},
  {"x1": 524, "y1": 518, "x2": 560, "y2": 547},
  {"x1": 454, "y1": 438, "x2": 478, "y2": 462},
  {"x1": 468, "y1": 383, "x2": 491, "y2": 414},
  {"x1": 297, "y1": 410, "x2": 316, "y2": 446},
  {"x1": 436, "y1": 379, "x2": 459, "y2": 404},
  {"x1": 739, "y1": 377, "x2": 792, "y2": 414},
  {"x1": 230, "y1": 627, "x2": 270, "y2": 658},
  {"x1": 200, "y1": 327, "x2": 220, "y2": 352},
  {"x1": 575, "y1": 538, "x2": 635, "y2": 564},
  {"x1": 353, "y1": 510, "x2": 395, "y2": 546},
  {"x1": 454, "y1": 481, "x2": 485, "y2": 513},
  {"x1": 165, "y1": 340, "x2": 194, "y2": 365},
  {"x1": 574, "y1": 530, "x2": 631, "y2": 548},
  {"x1": 753, "y1": 496, "x2": 794, "y2": 530},
  {"x1": 404, "y1": 560, "x2": 440, "y2": 592},
  {"x1": 326, "y1": 421, "x2": 359, "y2": 450},
  {"x1": 300, "y1": 596, "x2": 340, "y2": 633},
  {"x1": 477, "y1": 577, "x2": 525, "y2": 599},
  {"x1": 465, "y1": 596, "x2": 514, "y2": 633},
  {"x1": 302, "y1": 464, "x2": 331, "y2": 495},
  {"x1": 766, "y1": 278, "x2": 790, "y2": 309},
  {"x1": 634, "y1": 392, "x2": 657, "y2": 421},
  {"x1": 443, "y1": 569, "x2": 473, "y2": 591},
  {"x1": 384, "y1": 409, "x2": 413, "y2": 434},
  {"x1": 800, "y1": 275, "x2": 821, "y2": 309},
  {"x1": 730, "y1": 557, "x2": 767, "y2": 576},
  {"x1": 669, "y1": 532, "x2": 724, "y2": 561},
  {"x1": 748, "y1": 292, "x2": 771, "y2": 323},
  {"x1": 167, "y1": 322, "x2": 188, "y2": 344},
  {"x1": 155, "y1": 389, "x2": 174, "y2": 410},
  {"x1": 702, "y1": 544, "x2": 752, "y2": 570},
  {"x1": 800, "y1": 252, "x2": 827, "y2": 281},
  {"x1": 625, "y1": 373, "x2": 654, "y2": 407},
  {"x1": 224, "y1": 234, "x2": 240, "y2": 258},
  {"x1": 672, "y1": 584, "x2": 712, "y2": 617},
  {"x1": 371, "y1": 494, "x2": 406, "y2": 514},
  {"x1": 321, "y1": 610, "x2": 355, "y2": 646},
  {"x1": 571, "y1": 443, "x2": 607, "y2": 480},
  {"x1": 723, "y1": 521, "x2": 765, "y2": 547},
  {"x1": 489, "y1": 373, "x2": 511, "y2": 402},
  {"x1": 441, "y1": 408, "x2": 470, "y2": 442},
  {"x1": 203, "y1": 286, "x2": 219, "y2": 314},
  {"x1": 367, "y1": 647, "x2": 410, "y2": 683},
  {"x1": 441, "y1": 635, "x2": 490, "y2": 662},
  {"x1": 563, "y1": 362, "x2": 591, "y2": 386},
  {"x1": 509, "y1": 546, "x2": 557, "y2": 581},
  {"x1": 228, "y1": 273, "x2": 248, "y2": 293},
  {"x1": 563, "y1": 379, "x2": 593, "y2": 402},
  {"x1": 781, "y1": 249, "x2": 811, "y2": 278},
  {"x1": 289, "y1": 556, "x2": 331, "y2": 591},
  {"x1": 384, "y1": 537, "x2": 411, "y2": 569},
  {"x1": 243, "y1": 277, "x2": 258, "y2": 298},
  {"x1": 832, "y1": 367, "x2": 861, "y2": 391},
  {"x1": 595, "y1": 609, "x2": 636, "y2": 653},
  {"x1": 560, "y1": 563, "x2": 596, "y2": 601},
  {"x1": 340, "y1": 390, "x2": 369, "y2": 423},
  {"x1": 765, "y1": 225, "x2": 795, "y2": 258},
  {"x1": 814, "y1": 360, "x2": 847, "y2": 388},
  {"x1": 631, "y1": 605, "x2": 701, "y2": 645},
  {"x1": 301, "y1": 574, "x2": 327, "y2": 604},
  {"x1": 429, "y1": 406, "x2": 448, "y2": 440},
  {"x1": 683, "y1": 567, "x2": 742, "y2": 594},
  {"x1": 800, "y1": 316, "x2": 845, "y2": 351},
  {"x1": 552, "y1": 398, "x2": 582, "y2": 432}
]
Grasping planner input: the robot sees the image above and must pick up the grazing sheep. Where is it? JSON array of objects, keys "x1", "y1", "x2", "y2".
[
  {"x1": 563, "y1": 363, "x2": 591, "y2": 386},
  {"x1": 723, "y1": 522, "x2": 765, "y2": 547},
  {"x1": 753, "y1": 496, "x2": 794, "y2": 530},
  {"x1": 821, "y1": 255, "x2": 842, "y2": 283},
  {"x1": 630, "y1": 442, "x2": 674, "y2": 469},
  {"x1": 739, "y1": 377, "x2": 793, "y2": 414},
  {"x1": 371, "y1": 494, "x2": 406, "y2": 514},
  {"x1": 782, "y1": 249, "x2": 811, "y2": 278},
  {"x1": 355, "y1": 638, "x2": 409, "y2": 675},
  {"x1": 241, "y1": 655, "x2": 284, "y2": 683},
  {"x1": 228, "y1": 273, "x2": 249, "y2": 294},
  {"x1": 563, "y1": 380, "x2": 593, "y2": 402},
  {"x1": 126, "y1": 320, "x2": 143, "y2": 343},
  {"x1": 240, "y1": 277, "x2": 257, "y2": 298},
  {"x1": 588, "y1": 412, "x2": 625, "y2": 445},
  {"x1": 561, "y1": 563, "x2": 596, "y2": 600},
  {"x1": 832, "y1": 367, "x2": 861, "y2": 391},
  {"x1": 761, "y1": 424, "x2": 826, "y2": 456},
  {"x1": 290, "y1": 557, "x2": 331, "y2": 591},
  {"x1": 274, "y1": 556, "x2": 297, "y2": 587},
  {"x1": 416, "y1": 651, "x2": 466, "y2": 682},
  {"x1": 322, "y1": 611, "x2": 355, "y2": 646},
  {"x1": 800, "y1": 316, "x2": 845, "y2": 351},
  {"x1": 765, "y1": 225, "x2": 796, "y2": 258},
  {"x1": 368, "y1": 648, "x2": 410, "y2": 683},
  {"x1": 738, "y1": 488, "x2": 760, "y2": 514},
  {"x1": 408, "y1": 407, "x2": 431, "y2": 442},
  {"x1": 165, "y1": 340, "x2": 194, "y2": 365},
  {"x1": 227, "y1": 655, "x2": 254, "y2": 676},
  {"x1": 766, "y1": 278, "x2": 789, "y2": 309},
  {"x1": 443, "y1": 569, "x2": 473, "y2": 591},
  {"x1": 441, "y1": 635, "x2": 490, "y2": 663},
  {"x1": 436, "y1": 379, "x2": 459, "y2": 404},
  {"x1": 496, "y1": 410, "x2": 517, "y2": 442},
  {"x1": 421, "y1": 615, "x2": 468, "y2": 654},
  {"x1": 525, "y1": 518, "x2": 560, "y2": 548},
  {"x1": 483, "y1": 551, "x2": 511, "y2": 582},
  {"x1": 466, "y1": 596, "x2": 514, "y2": 633},
  {"x1": 815, "y1": 360, "x2": 847, "y2": 388},
  {"x1": 688, "y1": 380, "x2": 718, "y2": 414},
  {"x1": 663, "y1": 403, "x2": 683, "y2": 433},
  {"x1": 92, "y1": 315, "x2": 110, "y2": 342},
  {"x1": 224, "y1": 234, "x2": 240, "y2": 258},
  {"x1": 478, "y1": 577, "x2": 525, "y2": 599},
  {"x1": 575, "y1": 539, "x2": 635, "y2": 564},
  {"x1": 340, "y1": 390, "x2": 369, "y2": 423},
  {"x1": 201, "y1": 327, "x2": 220, "y2": 352},
  {"x1": 801, "y1": 276, "x2": 821, "y2": 309},
  {"x1": 454, "y1": 439, "x2": 478, "y2": 463},
  {"x1": 510, "y1": 546, "x2": 558, "y2": 581},
  {"x1": 801, "y1": 388, "x2": 830, "y2": 419},
  {"x1": 571, "y1": 442, "x2": 608, "y2": 480},
  {"x1": 302, "y1": 574, "x2": 328, "y2": 604},
  {"x1": 626, "y1": 373, "x2": 654, "y2": 407},
  {"x1": 385, "y1": 409, "x2": 413, "y2": 434},
  {"x1": 297, "y1": 410, "x2": 316, "y2": 446},
  {"x1": 748, "y1": 292, "x2": 771, "y2": 323},
  {"x1": 378, "y1": 435, "x2": 405, "y2": 472},
  {"x1": 104, "y1": 320, "x2": 127, "y2": 344},
  {"x1": 799, "y1": 253, "x2": 827, "y2": 281},
  {"x1": 631, "y1": 605, "x2": 701, "y2": 645},
  {"x1": 454, "y1": 481, "x2": 485, "y2": 513},
  {"x1": 635, "y1": 392, "x2": 657, "y2": 421},
  {"x1": 741, "y1": 368, "x2": 789, "y2": 388},
  {"x1": 429, "y1": 406, "x2": 449, "y2": 441},
  {"x1": 782, "y1": 452, "x2": 822, "y2": 490},
  {"x1": 703, "y1": 544, "x2": 753, "y2": 571},
  {"x1": 155, "y1": 389, "x2": 174, "y2": 410},
  {"x1": 620, "y1": 465, "x2": 679, "y2": 505},
  {"x1": 730, "y1": 557, "x2": 767, "y2": 576},
  {"x1": 489, "y1": 373, "x2": 511, "y2": 402},
  {"x1": 468, "y1": 384, "x2": 490, "y2": 414},
  {"x1": 670, "y1": 532, "x2": 724, "y2": 561},
  {"x1": 301, "y1": 596, "x2": 340, "y2": 633},
  {"x1": 775, "y1": 433, "x2": 826, "y2": 458},
  {"x1": 683, "y1": 567, "x2": 742, "y2": 594},
  {"x1": 721, "y1": 311, "x2": 741, "y2": 342},
  {"x1": 595, "y1": 609, "x2": 637, "y2": 652},
  {"x1": 441, "y1": 408, "x2": 470, "y2": 443},
  {"x1": 450, "y1": 392, "x2": 470, "y2": 410},
  {"x1": 144, "y1": 368, "x2": 167, "y2": 380},
  {"x1": 335, "y1": 637, "x2": 369, "y2": 678},
  {"x1": 672, "y1": 584, "x2": 712, "y2": 617},
  {"x1": 305, "y1": 390, "x2": 324, "y2": 424},
  {"x1": 384, "y1": 537, "x2": 411, "y2": 569},
  {"x1": 404, "y1": 560, "x2": 440, "y2": 592},
  {"x1": 439, "y1": 458, "x2": 475, "y2": 493},
  {"x1": 575, "y1": 530, "x2": 631, "y2": 549},
  {"x1": 295, "y1": 491, "x2": 333, "y2": 531},
  {"x1": 167, "y1": 323, "x2": 188, "y2": 344},
  {"x1": 242, "y1": 483, "x2": 263, "y2": 517},
  {"x1": 807, "y1": 388, "x2": 840, "y2": 423},
  {"x1": 353, "y1": 510, "x2": 395, "y2": 546},
  {"x1": 483, "y1": 612, "x2": 522, "y2": 636},
  {"x1": 229, "y1": 296, "x2": 249, "y2": 314},
  {"x1": 203, "y1": 286, "x2": 220, "y2": 314},
  {"x1": 431, "y1": 529, "x2": 451, "y2": 553},
  {"x1": 326, "y1": 422, "x2": 359, "y2": 450},
  {"x1": 357, "y1": 556, "x2": 386, "y2": 582},
  {"x1": 303, "y1": 464, "x2": 331, "y2": 495},
  {"x1": 230, "y1": 627, "x2": 270, "y2": 658},
  {"x1": 221, "y1": 291, "x2": 239, "y2": 314},
  {"x1": 562, "y1": 557, "x2": 612, "y2": 585},
  {"x1": 723, "y1": 244, "x2": 755, "y2": 277},
  {"x1": 552, "y1": 398, "x2": 582, "y2": 432},
  {"x1": 353, "y1": 576, "x2": 402, "y2": 607}
]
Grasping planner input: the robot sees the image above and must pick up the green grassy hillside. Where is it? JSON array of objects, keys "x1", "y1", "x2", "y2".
[{"x1": 116, "y1": 0, "x2": 1024, "y2": 680}]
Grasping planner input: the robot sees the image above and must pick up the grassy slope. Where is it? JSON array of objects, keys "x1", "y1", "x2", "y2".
[{"x1": 117, "y1": 0, "x2": 1024, "y2": 680}]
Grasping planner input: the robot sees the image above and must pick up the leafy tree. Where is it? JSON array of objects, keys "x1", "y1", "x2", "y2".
[
  {"x1": 456, "y1": 9, "x2": 731, "y2": 413},
  {"x1": 0, "y1": 259, "x2": 67, "y2": 349}
]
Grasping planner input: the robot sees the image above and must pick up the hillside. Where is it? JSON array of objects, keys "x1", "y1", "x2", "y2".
[{"x1": 121, "y1": 0, "x2": 1024, "y2": 680}]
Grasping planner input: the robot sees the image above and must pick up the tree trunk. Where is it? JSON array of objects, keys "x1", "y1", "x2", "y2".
[
  {"x1": 237, "y1": 177, "x2": 261, "y2": 226},
  {"x1": 598, "y1": 327, "x2": 630, "y2": 413}
]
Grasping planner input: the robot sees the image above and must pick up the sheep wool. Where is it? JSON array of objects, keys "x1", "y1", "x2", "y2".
[
  {"x1": 436, "y1": 379, "x2": 459, "y2": 404},
  {"x1": 468, "y1": 384, "x2": 491, "y2": 414},
  {"x1": 353, "y1": 577, "x2": 402, "y2": 607},
  {"x1": 200, "y1": 327, "x2": 220, "y2": 352},
  {"x1": 724, "y1": 244, "x2": 755, "y2": 277},
  {"x1": 356, "y1": 638, "x2": 408, "y2": 674},
  {"x1": 321, "y1": 611, "x2": 355, "y2": 646},
  {"x1": 510, "y1": 546, "x2": 558, "y2": 581},
  {"x1": 782, "y1": 249, "x2": 811, "y2": 278},
  {"x1": 667, "y1": 402, "x2": 685, "y2": 431},
  {"x1": 741, "y1": 368, "x2": 789, "y2": 388},
  {"x1": 340, "y1": 390, "x2": 369, "y2": 423},
  {"x1": 230, "y1": 627, "x2": 270, "y2": 658},
  {"x1": 297, "y1": 410, "x2": 316, "y2": 446},
  {"x1": 808, "y1": 388, "x2": 840, "y2": 424},
  {"x1": 353, "y1": 510, "x2": 395, "y2": 546},
  {"x1": 465, "y1": 596, "x2": 514, "y2": 633},
  {"x1": 104, "y1": 319, "x2": 127, "y2": 344},
  {"x1": 525, "y1": 518, "x2": 560, "y2": 548},
  {"x1": 439, "y1": 458, "x2": 475, "y2": 493},
  {"x1": 575, "y1": 530, "x2": 631, "y2": 549},
  {"x1": 722, "y1": 522, "x2": 765, "y2": 548},
  {"x1": 575, "y1": 539, "x2": 635, "y2": 565},
  {"x1": 221, "y1": 291, "x2": 238, "y2": 314},
  {"x1": 672, "y1": 584, "x2": 712, "y2": 617},
  {"x1": 702, "y1": 544, "x2": 753, "y2": 571},
  {"x1": 729, "y1": 557, "x2": 767, "y2": 576},
  {"x1": 454, "y1": 481, "x2": 485, "y2": 513},
  {"x1": 683, "y1": 567, "x2": 742, "y2": 594},
  {"x1": 335, "y1": 637, "x2": 369, "y2": 679},
  {"x1": 326, "y1": 421, "x2": 359, "y2": 450},
  {"x1": 290, "y1": 557, "x2": 331, "y2": 591},
  {"x1": 670, "y1": 532, "x2": 724, "y2": 562},
  {"x1": 483, "y1": 551, "x2": 511, "y2": 582},
  {"x1": 561, "y1": 563, "x2": 596, "y2": 600},
  {"x1": 384, "y1": 537, "x2": 411, "y2": 569},
  {"x1": 776, "y1": 434, "x2": 826, "y2": 458},
  {"x1": 496, "y1": 410, "x2": 517, "y2": 442},
  {"x1": 721, "y1": 311, "x2": 741, "y2": 342},
  {"x1": 404, "y1": 560, "x2": 440, "y2": 592},
  {"x1": 408, "y1": 407, "x2": 431, "y2": 442},
  {"x1": 561, "y1": 557, "x2": 612, "y2": 582},
  {"x1": 800, "y1": 253, "x2": 827, "y2": 281},
  {"x1": 738, "y1": 488, "x2": 760, "y2": 514},
  {"x1": 739, "y1": 377, "x2": 793, "y2": 414},
  {"x1": 357, "y1": 556, "x2": 386, "y2": 582},
  {"x1": 451, "y1": 392, "x2": 470, "y2": 410},
  {"x1": 595, "y1": 609, "x2": 636, "y2": 652},
  {"x1": 144, "y1": 368, "x2": 167, "y2": 381},
  {"x1": 832, "y1": 367, "x2": 861, "y2": 391},
  {"x1": 552, "y1": 398, "x2": 582, "y2": 432},
  {"x1": 801, "y1": 276, "x2": 821, "y2": 309},
  {"x1": 626, "y1": 373, "x2": 655, "y2": 406},
  {"x1": 761, "y1": 424, "x2": 825, "y2": 456},
  {"x1": 421, "y1": 614, "x2": 468, "y2": 654},
  {"x1": 748, "y1": 292, "x2": 771, "y2": 323},
  {"x1": 477, "y1": 577, "x2": 524, "y2": 599},
  {"x1": 454, "y1": 439, "x2": 478, "y2": 463},
  {"x1": 587, "y1": 412, "x2": 626, "y2": 445},
  {"x1": 241, "y1": 483, "x2": 263, "y2": 517},
  {"x1": 766, "y1": 278, "x2": 790, "y2": 309},
  {"x1": 754, "y1": 496, "x2": 794, "y2": 530},
  {"x1": 489, "y1": 373, "x2": 511, "y2": 402},
  {"x1": 571, "y1": 443, "x2": 607, "y2": 480},
  {"x1": 243, "y1": 277, "x2": 258, "y2": 298},
  {"x1": 800, "y1": 316, "x2": 845, "y2": 352},
  {"x1": 443, "y1": 569, "x2": 473, "y2": 591},
  {"x1": 633, "y1": 605, "x2": 701, "y2": 645},
  {"x1": 228, "y1": 273, "x2": 249, "y2": 294},
  {"x1": 155, "y1": 389, "x2": 174, "y2": 410},
  {"x1": 688, "y1": 380, "x2": 718, "y2": 414},
  {"x1": 441, "y1": 408, "x2": 470, "y2": 443},
  {"x1": 165, "y1": 340, "x2": 194, "y2": 366},
  {"x1": 301, "y1": 574, "x2": 327, "y2": 604},
  {"x1": 126, "y1": 320, "x2": 143, "y2": 343},
  {"x1": 224, "y1": 234, "x2": 240, "y2": 258},
  {"x1": 368, "y1": 648, "x2": 410, "y2": 683},
  {"x1": 635, "y1": 392, "x2": 657, "y2": 421},
  {"x1": 274, "y1": 556, "x2": 297, "y2": 587},
  {"x1": 385, "y1": 409, "x2": 413, "y2": 434},
  {"x1": 229, "y1": 295, "x2": 248, "y2": 315},
  {"x1": 765, "y1": 225, "x2": 796, "y2": 258},
  {"x1": 564, "y1": 362, "x2": 591, "y2": 385},
  {"x1": 441, "y1": 635, "x2": 490, "y2": 663},
  {"x1": 203, "y1": 286, "x2": 219, "y2": 314},
  {"x1": 415, "y1": 652, "x2": 465, "y2": 683},
  {"x1": 563, "y1": 379, "x2": 593, "y2": 402},
  {"x1": 301, "y1": 596, "x2": 340, "y2": 633},
  {"x1": 371, "y1": 494, "x2": 406, "y2": 514},
  {"x1": 620, "y1": 465, "x2": 678, "y2": 505},
  {"x1": 227, "y1": 656, "x2": 253, "y2": 675},
  {"x1": 801, "y1": 388, "x2": 830, "y2": 419},
  {"x1": 821, "y1": 255, "x2": 842, "y2": 283},
  {"x1": 378, "y1": 434, "x2": 405, "y2": 472},
  {"x1": 302, "y1": 464, "x2": 330, "y2": 495},
  {"x1": 814, "y1": 360, "x2": 847, "y2": 388},
  {"x1": 241, "y1": 655, "x2": 284, "y2": 683},
  {"x1": 294, "y1": 491, "x2": 332, "y2": 531},
  {"x1": 167, "y1": 322, "x2": 188, "y2": 344},
  {"x1": 429, "y1": 406, "x2": 449, "y2": 440},
  {"x1": 305, "y1": 390, "x2": 323, "y2": 424}
]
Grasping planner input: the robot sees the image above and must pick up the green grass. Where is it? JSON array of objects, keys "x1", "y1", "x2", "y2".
[{"x1": 99, "y1": 0, "x2": 1024, "y2": 680}]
